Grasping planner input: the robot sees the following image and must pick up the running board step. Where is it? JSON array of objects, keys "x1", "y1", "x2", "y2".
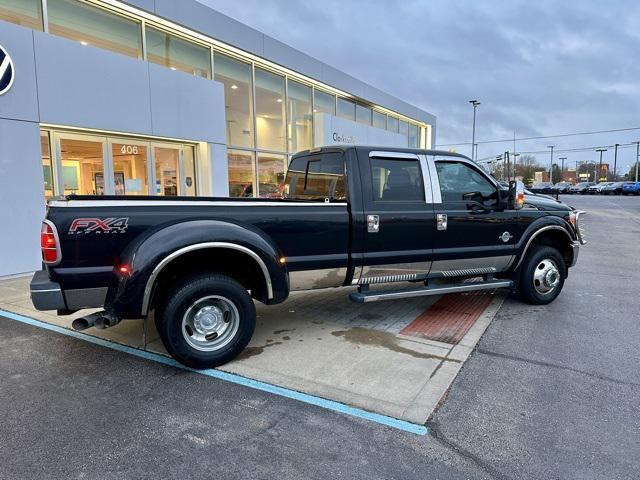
[{"x1": 349, "y1": 279, "x2": 514, "y2": 303}]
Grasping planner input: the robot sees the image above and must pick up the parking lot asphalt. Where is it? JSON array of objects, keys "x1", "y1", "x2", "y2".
[
  {"x1": 1, "y1": 194, "x2": 639, "y2": 479},
  {"x1": 430, "y1": 194, "x2": 640, "y2": 479}
]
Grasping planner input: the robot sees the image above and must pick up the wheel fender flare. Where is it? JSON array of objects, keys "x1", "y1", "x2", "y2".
[
  {"x1": 513, "y1": 218, "x2": 575, "y2": 271},
  {"x1": 107, "y1": 219, "x2": 288, "y2": 317}
]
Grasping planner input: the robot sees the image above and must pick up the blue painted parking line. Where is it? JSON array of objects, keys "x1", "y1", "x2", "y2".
[{"x1": 0, "y1": 308, "x2": 428, "y2": 436}]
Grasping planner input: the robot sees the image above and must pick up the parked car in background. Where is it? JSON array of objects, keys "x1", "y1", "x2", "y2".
[
  {"x1": 552, "y1": 182, "x2": 573, "y2": 194},
  {"x1": 601, "y1": 182, "x2": 631, "y2": 195},
  {"x1": 569, "y1": 182, "x2": 595, "y2": 194},
  {"x1": 587, "y1": 182, "x2": 613, "y2": 194},
  {"x1": 530, "y1": 182, "x2": 554, "y2": 195},
  {"x1": 622, "y1": 182, "x2": 640, "y2": 195}
]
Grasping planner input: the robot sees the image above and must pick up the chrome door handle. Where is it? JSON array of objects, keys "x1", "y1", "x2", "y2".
[
  {"x1": 367, "y1": 214, "x2": 379, "y2": 233},
  {"x1": 437, "y1": 213, "x2": 447, "y2": 231}
]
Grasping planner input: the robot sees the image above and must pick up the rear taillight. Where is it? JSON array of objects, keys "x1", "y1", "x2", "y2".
[{"x1": 41, "y1": 221, "x2": 60, "y2": 264}]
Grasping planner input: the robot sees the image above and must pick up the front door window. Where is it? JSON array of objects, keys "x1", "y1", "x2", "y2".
[{"x1": 435, "y1": 161, "x2": 498, "y2": 208}]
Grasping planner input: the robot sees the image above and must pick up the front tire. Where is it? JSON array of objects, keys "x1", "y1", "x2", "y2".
[
  {"x1": 155, "y1": 274, "x2": 256, "y2": 369},
  {"x1": 518, "y1": 246, "x2": 566, "y2": 305}
]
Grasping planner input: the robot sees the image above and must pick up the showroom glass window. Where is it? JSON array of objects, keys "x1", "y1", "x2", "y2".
[
  {"x1": 214, "y1": 53, "x2": 253, "y2": 149},
  {"x1": 146, "y1": 27, "x2": 211, "y2": 78},
  {"x1": 41, "y1": 132, "x2": 55, "y2": 200},
  {"x1": 370, "y1": 158, "x2": 424, "y2": 202},
  {"x1": 398, "y1": 120, "x2": 409, "y2": 142},
  {"x1": 356, "y1": 104, "x2": 372, "y2": 125},
  {"x1": 47, "y1": 0, "x2": 143, "y2": 59},
  {"x1": 255, "y1": 67, "x2": 286, "y2": 152},
  {"x1": 58, "y1": 137, "x2": 105, "y2": 196},
  {"x1": 0, "y1": 0, "x2": 43, "y2": 30},
  {"x1": 257, "y1": 153, "x2": 286, "y2": 198},
  {"x1": 408, "y1": 124, "x2": 419, "y2": 148},
  {"x1": 435, "y1": 161, "x2": 498, "y2": 208},
  {"x1": 287, "y1": 79, "x2": 312, "y2": 154},
  {"x1": 228, "y1": 149, "x2": 255, "y2": 197},
  {"x1": 372, "y1": 111, "x2": 387, "y2": 130},
  {"x1": 387, "y1": 115, "x2": 399, "y2": 133},
  {"x1": 337, "y1": 98, "x2": 356, "y2": 121},
  {"x1": 313, "y1": 89, "x2": 336, "y2": 115}
]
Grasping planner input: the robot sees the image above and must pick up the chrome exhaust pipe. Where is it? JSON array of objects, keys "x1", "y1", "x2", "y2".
[
  {"x1": 72, "y1": 311, "x2": 121, "y2": 331},
  {"x1": 72, "y1": 312, "x2": 101, "y2": 331},
  {"x1": 94, "y1": 315, "x2": 122, "y2": 329}
]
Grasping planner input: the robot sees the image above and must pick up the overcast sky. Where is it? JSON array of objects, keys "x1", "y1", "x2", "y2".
[{"x1": 199, "y1": 0, "x2": 640, "y2": 173}]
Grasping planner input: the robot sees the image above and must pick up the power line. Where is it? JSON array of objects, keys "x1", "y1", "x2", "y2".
[
  {"x1": 475, "y1": 142, "x2": 638, "y2": 163},
  {"x1": 436, "y1": 126, "x2": 640, "y2": 147}
]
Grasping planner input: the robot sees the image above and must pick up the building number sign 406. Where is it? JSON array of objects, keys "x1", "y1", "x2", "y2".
[{"x1": 120, "y1": 145, "x2": 139, "y2": 155}]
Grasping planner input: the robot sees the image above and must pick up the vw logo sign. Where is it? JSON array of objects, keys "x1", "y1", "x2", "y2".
[{"x1": 0, "y1": 44, "x2": 15, "y2": 96}]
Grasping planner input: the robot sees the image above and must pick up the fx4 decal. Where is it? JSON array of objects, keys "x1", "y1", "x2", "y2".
[{"x1": 69, "y1": 218, "x2": 129, "y2": 235}]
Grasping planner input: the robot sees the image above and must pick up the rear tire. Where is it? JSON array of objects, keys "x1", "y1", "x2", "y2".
[
  {"x1": 518, "y1": 246, "x2": 566, "y2": 305},
  {"x1": 155, "y1": 274, "x2": 256, "y2": 369}
]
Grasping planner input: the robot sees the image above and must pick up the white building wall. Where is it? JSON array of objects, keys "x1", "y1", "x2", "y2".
[
  {"x1": 0, "y1": 21, "x2": 229, "y2": 276},
  {"x1": 314, "y1": 114, "x2": 409, "y2": 148}
]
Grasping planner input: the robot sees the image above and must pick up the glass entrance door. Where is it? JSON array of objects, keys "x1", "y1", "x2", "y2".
[
  {"x1": 111, "y1": 140, "x2": 151, "y2": 196},
  {"x1": 153, "y1": 145, "x2": 180, "y2": 196}
]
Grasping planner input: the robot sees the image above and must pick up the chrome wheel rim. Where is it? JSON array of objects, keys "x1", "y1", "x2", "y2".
[
  {"x1": 182, "y1": 295, "x2": 239, "y2": 352},
  {"x1": 533, "y1": 258, "x2": 560, "y2": 295}
]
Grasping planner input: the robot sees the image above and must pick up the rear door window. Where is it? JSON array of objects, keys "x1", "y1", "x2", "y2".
[
  {"x1": 284, "y1": 152, "x2": 346, "y2": 201},
  {"x1": 370, "y1": 158, "x2": 425, "y2": 202}
]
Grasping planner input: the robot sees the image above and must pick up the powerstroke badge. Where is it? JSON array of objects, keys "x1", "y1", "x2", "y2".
[{"x1": 69, "y1": 218, "x2": 129, "y2": 235}]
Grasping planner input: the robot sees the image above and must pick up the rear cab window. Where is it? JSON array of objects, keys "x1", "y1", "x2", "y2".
[{"x1": 284, "y1": 152, "x2": 347, "y2": 201}]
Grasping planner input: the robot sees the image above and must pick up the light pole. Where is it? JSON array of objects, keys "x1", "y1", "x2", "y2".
[
  {"x1": 613, "y1": 143, "x2": 619, "y2": 180},
  {"x1": 469, "y1": 100, "x2": 480, "y2": 161},
  {"x1": 596, "y1": 148, "x2": 607, "y2": 183},
  {"x1": 547, "y1": 146, "x2": 555, "y2": 183},
  {"x1": 558, "y1": 157, "x2": 567, "y2": 181},
  {"x1": 634, "y1": 141, "x2": 640, "y2": 182},
  {"x1": 495, "y1": 154, "x2": 503, "y2": 180}
]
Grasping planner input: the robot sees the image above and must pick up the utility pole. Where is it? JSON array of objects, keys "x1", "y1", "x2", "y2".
[
  {"x1": 596, "y1": 148, "x2": 607, "y2": 183},
  {"x1": 613, "y1": 143, "x2": 619, "y2": 180},
  {"x1": 558, "y1": 157, "x2": 567, "y2": 181},
  {"x1": 547, "y1": 146, "x2": 555, "y2": 183},
  {"x1": 634, "y1": 141, "x2": 640, "y2": 182},
  {"x1": 469, "y1": 100, "x2": 480, "y2": 161},
  {"x1": 505, "y1": 151, "x2": 511, "y2": 181},
  {"x1": 513, "y1": 152, "x2": 520, "y2": 179}
]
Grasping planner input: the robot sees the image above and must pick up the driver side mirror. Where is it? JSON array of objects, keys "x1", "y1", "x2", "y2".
[{"x1": 508, "y1": 180, "x2": 525, "y2": 210}]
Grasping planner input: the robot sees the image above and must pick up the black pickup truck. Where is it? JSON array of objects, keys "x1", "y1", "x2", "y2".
[{"x1": 31, "y1": 146, "x2": 586, "y2": 368}]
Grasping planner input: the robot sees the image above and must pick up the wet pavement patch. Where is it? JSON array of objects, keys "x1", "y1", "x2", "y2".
[{"x1": 331, "y1": 328, "x2": 459, "y2": 362}]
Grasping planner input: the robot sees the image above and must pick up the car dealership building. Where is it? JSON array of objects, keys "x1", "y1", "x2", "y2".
[{"x1": 0, "y1": 0, "x2": 436, "y2": 277}]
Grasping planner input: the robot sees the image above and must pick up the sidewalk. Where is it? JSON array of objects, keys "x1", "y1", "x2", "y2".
[{"x1": 0, "y1": 275, "x2": 504, "y2": 424}]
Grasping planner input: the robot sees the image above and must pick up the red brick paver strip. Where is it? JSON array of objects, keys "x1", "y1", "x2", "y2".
[{"x1": 400, "y1": 291, "x2": 495, "y2": 344}]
